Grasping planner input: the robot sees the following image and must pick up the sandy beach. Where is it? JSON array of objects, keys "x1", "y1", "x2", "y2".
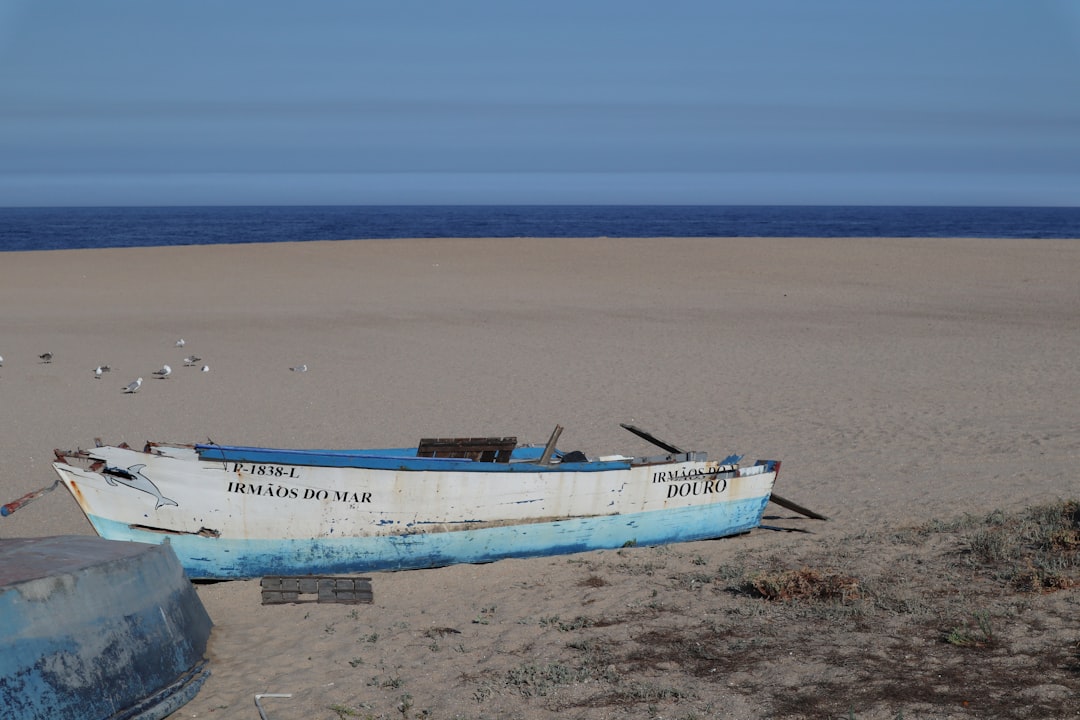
[{"x1": 2, "y1": 236, "x2": 1078, "y2": 719}]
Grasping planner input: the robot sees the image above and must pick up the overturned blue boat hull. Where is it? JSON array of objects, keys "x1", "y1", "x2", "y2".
[{"x1": 0, "y1": 536, "x2": 212, "y2": 720}]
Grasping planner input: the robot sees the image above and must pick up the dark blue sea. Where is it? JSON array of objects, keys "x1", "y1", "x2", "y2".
[{"x1": 1, "y1": 205, "x2": 1078, "y2": 252}]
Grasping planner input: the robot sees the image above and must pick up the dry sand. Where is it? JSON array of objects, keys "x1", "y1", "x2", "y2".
[{"x1": 1, "y1": 236, "x2": 1078, "y2": 719}]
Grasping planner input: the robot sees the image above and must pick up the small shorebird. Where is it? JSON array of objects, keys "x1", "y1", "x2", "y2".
[
  {"x1": 123, "y1": 378, "x2": 143, "y2": 393},
  {"x1": 290, "y1": 364, "x2": 308, "y2": 372},
  {"x1": 183, "y1": 355, "x2": 202, "y2": 366},
  {"x1": 175, "y1": 338, "x2": 186, "y2": 347},
  {"x1": 39, "y1": 352, "x2": 53, "y2": 363},
  {"x1": 153, "y1": 364, "x2": 172, "y2": 379}
]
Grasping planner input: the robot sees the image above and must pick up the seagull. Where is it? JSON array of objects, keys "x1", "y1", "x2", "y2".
[
  {"x1": 100, "y1": 365, "x2": 111, "y2": 373},
  {"x1": 39, "y1": 352, "x2": 53, "y2": 363},
  {"x1": 0, "y1": 355, "x2": 4, "y2": 366},
  {"x1": 94, "y1": 366, "x2": 103, "y2": 379},
  {"x1": 123, "y1": 378, "x2": 143, "y2": 393},
  {"x1": 175, "y1": 338, "x2": 186, "y2": 347},
  {"x1": 183, "y1": 355, "x2": 202, "y2": 366},
  {"x1": 153, "y1": 364, "x2": 172, "y2": 379},
  {"x1": 200, "y1": 365, "x2": 210, "y2": 373},
  {"x1": 290, "y1": 364, "x2": 308, "y2": 372}
]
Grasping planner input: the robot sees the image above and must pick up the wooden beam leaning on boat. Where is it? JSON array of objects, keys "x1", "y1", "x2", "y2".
[{"x1": 619, "y1": 423, "x2": 828, "y2": 521}]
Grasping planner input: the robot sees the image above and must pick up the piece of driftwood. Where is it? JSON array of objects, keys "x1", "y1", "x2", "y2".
[{"x1": 260, "y1": 576, "x2": 373, "y2": 605}]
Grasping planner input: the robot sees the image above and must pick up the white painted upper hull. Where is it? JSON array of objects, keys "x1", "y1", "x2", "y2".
[{"x1": 52, "y1": 442, "x2": 778, "y2": 579}]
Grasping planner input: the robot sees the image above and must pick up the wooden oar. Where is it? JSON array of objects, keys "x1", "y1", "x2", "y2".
[{"x1": 619, "y1": 422, "x2": 827, "y2": 521}]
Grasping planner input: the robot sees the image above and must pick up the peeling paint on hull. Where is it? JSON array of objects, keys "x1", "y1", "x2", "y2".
[
  {"x1": 53, "y1": 441, "x2": 779, "y2": 580},
  {"x1": 0, "y1": 536, "x2": 211, "y2": 720},
  {"x1": 84, "y1": 495, "x2": 769, "y2": 578}
]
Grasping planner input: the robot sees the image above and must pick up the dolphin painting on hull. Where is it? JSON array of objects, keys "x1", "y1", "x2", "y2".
[{"x1": 102, "y1": 464, "x2": 179, "y2": 509}]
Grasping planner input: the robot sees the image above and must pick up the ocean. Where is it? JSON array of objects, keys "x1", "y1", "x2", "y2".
[{"x1": 1, "y1": 205, "x2": 1078, "y2": 252}]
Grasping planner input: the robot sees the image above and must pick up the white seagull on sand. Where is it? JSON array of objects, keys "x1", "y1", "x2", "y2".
[
  {"x1": 183, "y1": 355, "x2": 201, "y2": 366},
  {"x1": 175, "y1": 338, "x2": 186, "y2": 347},
  {"x1": 153, "y1": 364, "x2": 172, "y2": 379},
  {"x1": 290, "y1": 364, "x2": 308, "y2": 372},
  {"x1": 201, "y1": 365, "x2": 210, "y2": 373},
  {"x1": 94, "y1": 366, "x2": 103, "y2": 379},
  {"x1": 123, "y1": 378, "x2": 143, "y2": 393}
]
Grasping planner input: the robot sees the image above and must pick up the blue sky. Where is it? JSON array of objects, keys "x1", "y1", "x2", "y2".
[{"x1": 1, "y1": 1, "x2": 1078, "y2": 206}]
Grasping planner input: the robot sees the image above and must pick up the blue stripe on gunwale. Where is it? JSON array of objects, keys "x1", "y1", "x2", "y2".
[
  {"x1": 84, "y1": 495, "x2": 769, "y2": 579},
  {"x1": 194, "y1": 444, "x2": 629, "y2": 472}
]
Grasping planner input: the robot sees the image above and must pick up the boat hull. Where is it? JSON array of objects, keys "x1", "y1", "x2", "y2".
[
  {"x1": 52, "y1": 442, "x2": 779, "y2": 580},
  {"x1": 0, "y1": 536, "x2": 211, "y2": 720}
]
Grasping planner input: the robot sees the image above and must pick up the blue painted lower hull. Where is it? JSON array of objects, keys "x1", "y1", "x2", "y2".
[
  {"x1": 0, "y1": 536, "x2": 212, "y2": 720},
  {"x1": 87, "y1": 496, "x2": 768, "y2": 578}
]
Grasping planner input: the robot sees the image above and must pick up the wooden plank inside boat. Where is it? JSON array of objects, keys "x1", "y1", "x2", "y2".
[{"x1": 416, "y1": 436, "x2": 517, "y2": 463}]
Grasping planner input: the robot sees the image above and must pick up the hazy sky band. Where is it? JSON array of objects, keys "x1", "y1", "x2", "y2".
[
  {"x1": 2, "y1": 1, "x2": 1078, "y2": 205},
  {"x1": 3, "y1": 172, "x2": 1076, "y2": 208}
]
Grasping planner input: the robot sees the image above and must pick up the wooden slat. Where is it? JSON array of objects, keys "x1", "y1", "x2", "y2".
[{"x1": 416, "y1": 436, "x2": 517, "y2": 463}]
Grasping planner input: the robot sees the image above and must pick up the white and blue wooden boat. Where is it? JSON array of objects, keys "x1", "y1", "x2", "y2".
[
  {"x1": 51, "y1": 425, "x2": 781, "y2": 580},
  {"x1": 0, "y1": 535, "x2": 211, "y2": 720}
]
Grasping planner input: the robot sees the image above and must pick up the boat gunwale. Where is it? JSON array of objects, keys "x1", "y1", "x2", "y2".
[
  {"x1": 54, "y1": 444, "x2": 754, "y2": 478},
  {"x1": 94, "y1": 442, "x2": 723, "y2": 473}
]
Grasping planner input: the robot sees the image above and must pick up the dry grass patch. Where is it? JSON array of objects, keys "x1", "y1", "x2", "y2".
[
  {"x1": 504, "y1": 500, "x2": 1080, "y2": 718},
  {"x1": 338, "y1": 501, "x2": 1080, "y2": 719}
]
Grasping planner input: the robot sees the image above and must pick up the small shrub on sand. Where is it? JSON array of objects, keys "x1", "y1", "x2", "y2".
[
  {"x1": 743, "y1": 567, "x2": 861, "y2": 603},
  {"x1": 961, "y1": 499, "x2": 1080, "y2": 591}
]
